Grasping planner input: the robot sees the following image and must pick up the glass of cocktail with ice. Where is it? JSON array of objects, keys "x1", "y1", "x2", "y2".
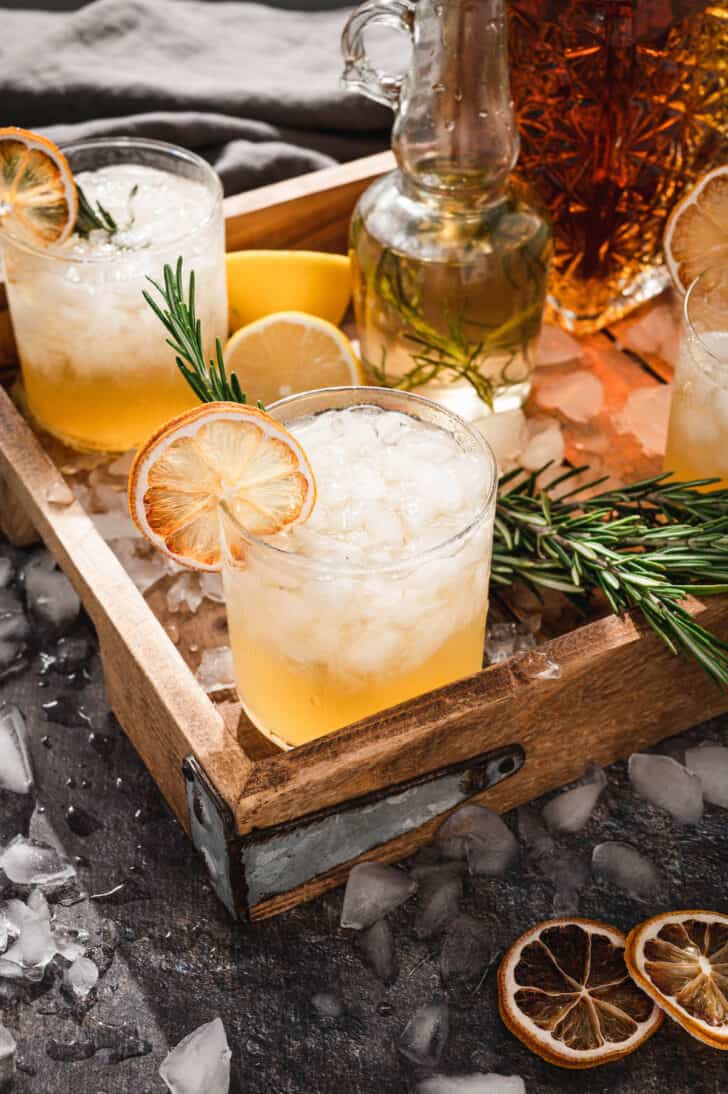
[
  {"x1": 218, "y1": 387, "x2": 498, "y2": 748},
  {"x1": 1, "y1": 137, "x2": 227, "y2": 452},
  {"x1": 665, "y1": 267, "x2": 728, "y2": 489}
]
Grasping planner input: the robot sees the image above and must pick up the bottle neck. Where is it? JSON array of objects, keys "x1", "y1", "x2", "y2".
[{"x1": 393, "y1": 0, "x2": 519, "y2": 203}]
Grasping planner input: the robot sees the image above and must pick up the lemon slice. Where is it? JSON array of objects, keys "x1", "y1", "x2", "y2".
[
  {"x1": 498, "y1": 917, "x2": 663, "y2": 1069},
  {"x1": 626, "y1": 910, "x2": 728, "y2": 1050},
  {"x1": 226, "y1": 250, "x2": 352, "y2": 331},
  {"x1": 128, "y1": 402, "x2": 316, "y2": 571},
  {"x1": 222, "y1": 311, "x2": 362, "y2": 407},
  {"x1": 0, "y1": 127, "x2": 77, "y2": 246},
  {"x1": 664, "y1": 166, "x2": 728, "y2": 294}
]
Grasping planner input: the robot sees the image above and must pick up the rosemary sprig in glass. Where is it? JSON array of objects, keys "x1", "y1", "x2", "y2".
[
  {"x1": 75, "y1": 183, "x2": 139, "y2": 239},
  {"x1": 144, "y1": 258, "x2": 728, "y2": 686}
]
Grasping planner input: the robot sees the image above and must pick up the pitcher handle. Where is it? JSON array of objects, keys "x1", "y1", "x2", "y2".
[{"x1": 341, "y1": 0, "x2": 416, "y2": 110}]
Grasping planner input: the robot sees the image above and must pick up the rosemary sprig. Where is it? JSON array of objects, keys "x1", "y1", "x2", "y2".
[
  {"x1": 143, "y1": 258, "x2": 249, "y2": 404},
  {"x1": 494, "y1": 466, "x2": 728, "y2": 686},
  {"x1": 75, "y1": 182, "x2": 138, "y2": 239}
]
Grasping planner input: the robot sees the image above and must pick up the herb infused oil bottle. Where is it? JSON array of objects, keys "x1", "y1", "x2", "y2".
[{"x1": 342, "y1": 0, "x2": 552, "y2": 420}]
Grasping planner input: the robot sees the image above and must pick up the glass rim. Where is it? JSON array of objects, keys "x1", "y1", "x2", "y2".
[
  {"x1": 0, "y1": 136, "x2": 223, "y2": 264},
  {"x1": 684, "y1": 267, "x2": 728, "y2": 367},
  {"x1": 220, "y1": 386, "x2": 498, "y2": 578}
]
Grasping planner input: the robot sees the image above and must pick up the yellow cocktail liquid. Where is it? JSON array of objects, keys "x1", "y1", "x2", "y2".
[{"x1": 229, "y1": 611, "x2": 487, "y2": 748}]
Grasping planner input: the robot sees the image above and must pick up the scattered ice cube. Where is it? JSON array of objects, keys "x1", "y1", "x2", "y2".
[
  {"x1": 474, "y1": 410, "x2": 527, "y2": 471},
  {"x1": 537, "y1": 370, "x2": 604, "y2": 423},
  {"x1": 542, "y1": 763, "x2": 606, "y2": 833},
  {"x1": 628, "y1": 753, "x2": 703, "y2": 824},
  {"x1": 435, "y1": 805, "x2": 518, "y2": 877},
  {"x1": 592, "y1": 842, "x2": 661, "y2": 901},
  {"x1": 159, "y1": 1017, "x2": 231, "y2": 1094},
  {"x1": 412, "y1": 864, "x2": 463, "y2": 939},
  {"x1": 485, "y1": 623, "x2": 535, "y2": 666},
  {"x1": 535, "y1": 323, "x2": 582, "y2": 367},
  {"x1": 199, "y1": 572, "x2": 225, "y2": 603},
  {"x1": 0, "y1": 836, "x2": 76, "y2": 888},
  {"x1": 63, "y1": 956, "x2": 99, "y2": 998},
  {"x1": 311, "y1": 992, "x2": 343, "y2": 1018},
  {"x1": 24, "y1": 554, "x2": 80, "y2": 634},
  {"x1": 516, "y1": 806, "x2": 555, "y2": 861},
  {"x1": 195, "y1": 647, "x2": 235, "y2": 694},
  {"x1": 614, "y1": 385, "x2": 672, "y2": 456},
  {"x1": 0, "y1": 705, "x2": 34, "y2": 794},
  {"x1": 440, "y1": 915, "x2": 493, "y2": 993},
  {"x1": 5, "y1": 915, "x2": 55, "y2": 974},
  {"x1": 45, "y1": 480, "x2": 75, "y2": 507},
  {"x1": 109, "y1": 537, "x2": 167, "y2": 593},
  {"x1": 167, "y1": 572, "x2": 204, "y2": 614},
  {"x1": 0, "y1": 1023, "x2": 16, "y2": 1086},
  {"x1": 341, "y1": 862, "x2": 417, "y2": 930},
  {"x1": 419, "y1": 1075, "x2": 526, "y2": 1094},
  {"x1": 519, "y1": 418, "x2": 564, "y2": 472},
  {"x1": 399, "y1": 1001, "x2": 449, "y2": 1068},
  {"x1": 356, "y1": 918, "x2": 397, "y2": 983},
  {"x1": 616, "y1": 299, "x2": 680, "y2": 364},
  {"x1": 685, "y1": 745, "x2": 728, "y2": 808}
]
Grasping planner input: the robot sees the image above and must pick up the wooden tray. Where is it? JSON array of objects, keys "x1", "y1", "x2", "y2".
[{"x1": 1, "y1": 154, "x2": 727, "y2": 922}]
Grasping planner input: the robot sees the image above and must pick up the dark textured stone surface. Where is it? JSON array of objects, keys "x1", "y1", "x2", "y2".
[{"x1": 1, "y1": 534, "x2": 727, "y2": 1093}]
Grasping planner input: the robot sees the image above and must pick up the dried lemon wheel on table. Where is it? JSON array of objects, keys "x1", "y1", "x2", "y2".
[
  {"x1": 498, "y1": 917, "x2": 663, "y2": 1069},
  {"x1": 222, "y1": 311, "x2": 362, "y2": 407},
  {"x1": 664, "y1": 166, "x2": 728, "y2": 294},
  {"x1": 129, "y1": 403, "x2": 316, "y2": 571},
  {"x1": 626, "y1": 910, "x2": 728, "y2": 1050},
  {"x1": 0, "y1": 126, "x2": 77, "y2": 246}
]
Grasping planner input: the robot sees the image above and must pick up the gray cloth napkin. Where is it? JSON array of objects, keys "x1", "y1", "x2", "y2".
[{"x1": 0, "y1": 0, "x2": 392, "y2": 193}]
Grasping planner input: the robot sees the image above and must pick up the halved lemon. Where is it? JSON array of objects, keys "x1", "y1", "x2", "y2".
[
  {"x1": 0, "y1": 127, "x2": 77, "y2": 246},
  {"x1": 664, "y1": 166, "x2": 728, "y2": 294},
  {"x1": 222, "y1": 311, "x2": 362, "y2": 407},
  {"x1": 498, "y1": 917, "x2": 663, "y2": 1069},
  {"x1": 626, "y1": 910, "x2": 728, "y2": 1050},
  {"x1": 226, "y1": 250, "x2": 352, "y2": 331},
  {"x1": 128, "y1": 402, "x2": 316, "y2": 571}
]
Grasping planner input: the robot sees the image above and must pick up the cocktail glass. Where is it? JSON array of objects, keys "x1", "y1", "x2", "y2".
[
  {"x1": 665, "y1": 267, "x2": 728, "y2": 489},
  {"x1": 219, "y1": 387, "x2": 498, "y2": 748},
  {"x1": 1, "y1": 137, "x2": 227, "y2": 452}
]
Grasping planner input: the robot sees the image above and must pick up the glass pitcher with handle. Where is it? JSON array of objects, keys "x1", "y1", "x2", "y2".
[{"x1": 342, "y1": 0, "x2": 552, "y2": 421}]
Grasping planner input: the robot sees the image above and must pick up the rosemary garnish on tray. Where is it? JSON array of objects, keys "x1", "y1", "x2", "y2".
[
  {"x1": 493, "y1": 466, "x2": 728, "y2": 686},
  {"x1": 143, "y1": 259, "x2": 250, "y2": 404},
  {"x1": 144, "y1": 258, "x2": 728, "y2": 685}
]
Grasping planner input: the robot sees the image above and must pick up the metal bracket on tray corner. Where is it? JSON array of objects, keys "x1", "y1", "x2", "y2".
[
  {"x1": 237, "y1": 742, "x2": 525, "y2": 911},
  {"x1": 182, "y1": 755, "x2": 246, "y2": 921}
]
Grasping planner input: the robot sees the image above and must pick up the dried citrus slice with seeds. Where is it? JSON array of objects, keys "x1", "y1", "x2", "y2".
[
  {"x1": 498, "y1": 917, "x2": 663, "y2": 1068},
  {"x1": 0, "y1": 127, "x2": 77, "y2": 246},
  {"x1": 626, "y1": 910, "x2": 728, "y2": 1050},
  {"x1": 128, "y1": 403, "x2": 316, "y2": 571},
  {"x1": 664, "y1": 166, "x2": 728, "y2": 294}
]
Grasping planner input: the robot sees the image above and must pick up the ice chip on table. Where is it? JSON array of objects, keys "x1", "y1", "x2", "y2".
[
  {"x1": 485, "y1": 622, "x2": 535, "y2": 666},
  {"x1": 167, "y1": 572, "x2": 204, "y2": 614},
  {"x1": 537, "y1": 370, "x2": 604, "y2": 423},
  {"x1": 614, "y1": 385, "x2": 672, "y2": 456},
  {"x1": 341, "y1": 862, "x2": 417, "y2": 930},
  {"x1": 473, "y1": 409, "x2": 527, "y2": 470},
  {"x1": 628, "y1": 752, "x2": 703, "y2": 824},
  {"x1": 516, "y1": 806, "x2": 555, "y2": 861},
  {"x1": 419, "y1": 1075, "x2": 526, "y2": 1094},
  {"x1": 109, "y1": 537, "x2": 168, "y2": 593},
  {"x1": 45, "y1": 480, "x2": 75, "y2": 507},
  {"x1": 440, "y1": 915, "x2": 493, "y2": 992},
  {"x1": 684, "y1": 745, "x2": 728, "y2": 808},
  {"x1": 0, "y1": 1022, "x2": 16, "y2": 1086},
  {"x1": 159, "y1": 1017, "x2": 231, "y2": 1094},
  {"x1": 0, "y1": 836, "x2": 76, "y2": 888},
  {"x1": 63, "y1": 956, "x2": 99, "y2": 998},
  {"x1": 592, "y1": 842, "x2": 661, "y2": 901},
  {"x1": 311, "y1": 992, "x2": 343, "y2": 1018},
  {"x1": 4, "y1": 915, "x2": 55, "y2": 975},
  {"x1": 412, "y1": 863, "x2": 463, "y2": 939},
  {"x1": 519, "y1": 418, "x2": 565, "y2": 473},
  {"x1": 23, "y1": 553, "x2": 80, "y2": 634},
  {"x1": 535, "y1": 323, "x2": 582, "y2": 367},
  {"x1": 542, "y1": 762, "x2": 607, "y2": 833},
  {"x1": 435, "y1": 805, "x2": 518, "y2": 877},
  {"x1": 195, "y1": 647, "x2": 235, "y2": 694},
  {"x1": 0, "y1": 705, "x2": 34, "y2": 794},
  {"x1": 356, "y1": 918, "x2": 398, "y2": 983},
  {"x1": 90, "y1": 508, "x2": 138, "y2": 541},
  {"x1": 399, "y1": 1001, "x2": 449, "y2": 1068},
  {"x1": 199, "y1": 572, "x2": 224, "y2": 603}
]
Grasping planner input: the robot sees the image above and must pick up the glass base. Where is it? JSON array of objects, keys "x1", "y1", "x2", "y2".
[
  {"x1": 409, "y1": 377, "x2": 532, "y2": 422},
  {"x1": 547, "y1": 265, "x2": 671, "y2": 336}
]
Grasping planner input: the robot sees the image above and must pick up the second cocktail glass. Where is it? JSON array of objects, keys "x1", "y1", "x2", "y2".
[{"x1": 219, "y1": 387, "x2": 498, "y2": 749}]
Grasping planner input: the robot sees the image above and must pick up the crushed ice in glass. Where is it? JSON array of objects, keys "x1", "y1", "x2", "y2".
[
  {"x1": 399, "y1": 1001, "x2": 450, "y2": 1067},
  {"x1": 341, "y1": 862, "x2": 417, "y2": 930},
  {"x1": 159, "y1": 1017, "x2": 231, "y2": 1094},
  {"x1": 628, "y1": 752, "x2": 704, "y2": 824}
]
